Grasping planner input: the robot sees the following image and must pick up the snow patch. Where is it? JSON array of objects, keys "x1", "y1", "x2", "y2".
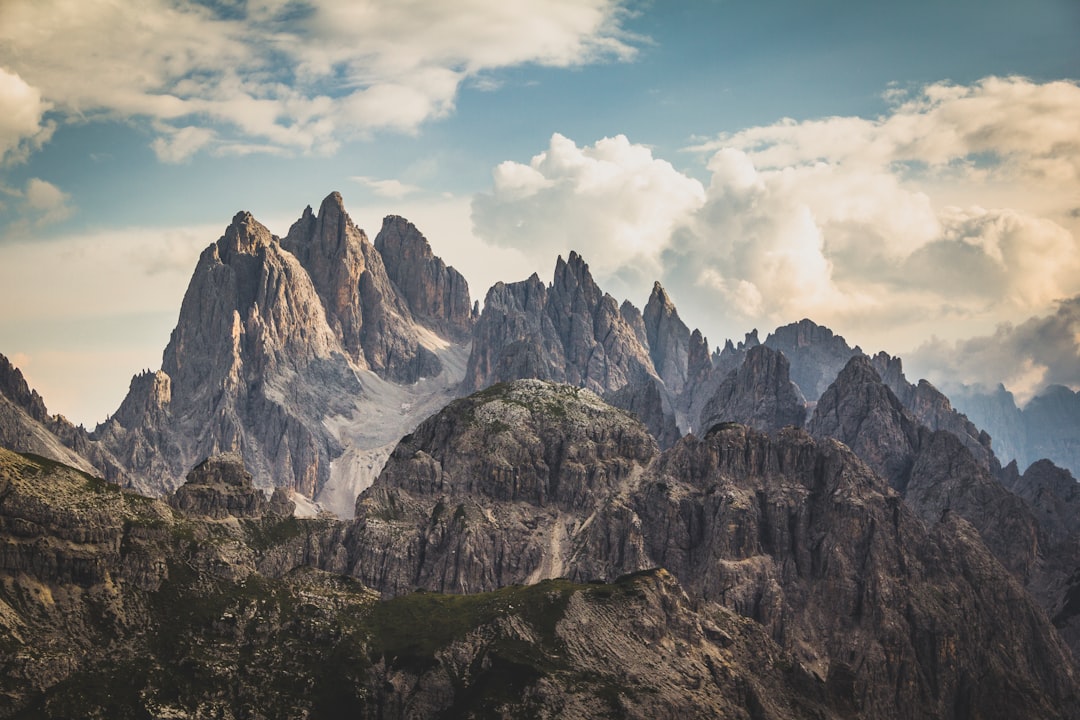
[{"x1": 315, "y1": 339, "x2": 470, "y2": 518}]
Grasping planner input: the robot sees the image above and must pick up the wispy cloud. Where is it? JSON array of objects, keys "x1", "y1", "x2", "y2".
[
  {"x1": 349, "y1": 175, "x2": 422, "y2": 199},
  {"x1": 0, "y1": 0, "x2": 638, "y2": 161}
]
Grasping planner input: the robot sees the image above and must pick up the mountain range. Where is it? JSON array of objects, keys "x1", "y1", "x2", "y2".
[{"x1": 2, "y1": 191, "x2": 1080, "y2": 717}]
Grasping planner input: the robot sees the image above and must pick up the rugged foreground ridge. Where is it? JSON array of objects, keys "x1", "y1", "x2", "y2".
[{"x1": 3, "y1": 379, "x2": 1079, "y2": 718}]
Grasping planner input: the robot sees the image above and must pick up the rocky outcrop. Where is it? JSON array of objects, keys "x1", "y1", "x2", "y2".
[
  {"x1": 871, "y1": 351, "x2": 995, "y2": 470},
  {"x1": 374, "y1": 215, "x2": 474, "y2": 341},
  {"x1": 0, "y1": 354, "x2": 48, "y2": 423},
  {"x1": 642, "y1": 282, "x2": 690, "y2": 395},
  {"x1": 283, "y1": 193, "x2": 443, "y2": 382},
  {"x1": 0, "y1": 353, "x2": 125, "y2": 479},
  {"x1": 764, "y1": 319, "x2": 859, "y2": 401},
  {"x1": 807, "y1": 355, "x2": 921, "y2": 491},
  {"x1": 168, "y1": 454, "x2": 293, "y2": 520},
  {"x1": 698, "y1": 344, "x2": 807, "y2": 434},
  {"x1": 605, "y1": 377, "x2": 682, "y2": 450},
  {"x1": 347, "y1": 380, "x2": 658, "y2": 596},
  {"x1": 463, "y1": 253, "x2": 656, "y2": 396}
]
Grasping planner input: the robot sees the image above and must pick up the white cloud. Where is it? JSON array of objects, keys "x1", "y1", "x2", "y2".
[
  {"x1": 691, "y1": 77, "x2": 1080, "y2": 184},
  {"x1": 0, "y1": 0, "x2": 637, "y2": 160},
  {"x1": 349, "y1": 175, "x2": 422, "y2": 199},
  {"x1": 472, "y1": 133, "x2": 706, "y2": 291},
  {"x1": 151, "y1": 126, "x2": 217, "y2": 163},
  {"x1": 0, "y1": 67, "x2": 53, "y2": 164},
  {"x1": 471, "y1": 77, "x2": 1080, "y2": 377},
  {"x1": 24, "y1": 178, "x2": 73, "y2": 223},
  {"x1": 0, "y1": 177, "x2": 74, "y2": 232}
]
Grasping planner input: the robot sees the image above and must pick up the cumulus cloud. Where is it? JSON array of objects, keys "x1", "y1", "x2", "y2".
[
  {"x1": 0, "y1": 67, "x2": 53, "y2": 164},
  {"x1": 24, "y1": 178, "x2": 73, "y2": 224},
  {"x1": 151, "y1": 126, "x2": 217, "y2": 164},
  {"x1": 908, "y1": 297, "x2": 1080, "y2": 403},
  {"x1": 0, "y1": 177, "x2": 74, "y2": 234},
  {"x1": 0, "y1": 0, "x2": 637, "y2": 160},
  {"x1": 472, "y1": 133, "x2": 706, "y2": 290},
  {"x1": 690, "y1": 76, "x2": 1080, "y2": 186},
  {"x1": 471, "y1": 77, "x2": 1080, "y2": 387}
]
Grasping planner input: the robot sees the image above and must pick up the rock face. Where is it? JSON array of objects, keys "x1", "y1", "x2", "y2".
[
  {"x1": 168, "y1": 453, "x2": 293, "y2": 520},
  {"x1": 340, "y1": 380, "x2": 1079, "y2": 718},
  {"x1": 640, "y1": 425, "x2": 1075, "y2": 719},
  {"x1": 374, "y1": 215, "x2": 474, "y2": 341},
  {"x1": 807, "y1": 355, "x2": 921, "y2": 492},
  {"x1": 805, "y1": 355, "x2": 1080, "y2": 663},
  {"x1": 764, "y1": 319, "x2": 859, "y2": 401},
  {"x1": 347, "y1": 380, "x2": 658, "y2": 596},
  {"x1": 605, "y1": 377, "x2": 682, "y2": 450},
  {"x1": 282, "y1": 193, "x2": 446, "y2": 382},
  {"x1": 90, "y1": 193, "x2": 471, "y2": 500},
  {"x1": 0, "y1": 447, "x2": 843, "y2": 719},
  {"x1": 642, "y1": 281, "x2": 690, "y2": 395},
  {"x1": 463, "y1": 253, "x2": 656, "y2": 396},
  {"x1": 942, "y1": 383, "x2": 1080, "y2": 478},
  {"x1": 4, "y1": 384, "x2": 1080, "y2": 718},
  {"x1": 698, "y1": 344, "x2": 807, "y2": 434},
  {"x1": 870, "y1": 351, "x2": 995, "y2": 471},
  {"x1": 0, "y1": 353, "x2": 125, "y2": 480}
]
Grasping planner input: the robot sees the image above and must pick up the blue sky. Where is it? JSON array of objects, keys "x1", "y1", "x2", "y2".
[{"x1": 1, "y1": 0, "x2": 1079, "y2": 425}]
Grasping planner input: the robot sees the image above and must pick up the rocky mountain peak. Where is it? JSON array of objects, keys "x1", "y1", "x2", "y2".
[
  {"x1": 466, "y1": 251, "x2": 656, "y2": 396},
  {"x1": 714, "y1": 329, "x2": 760, "y2": 376},
  {"x1": 0, "y1": 352, "x2": 48, "y2": 423},
  {"x1": 686, "y1": 328, "x2": 712, "y2": 388},
  {"x1": 807, "y1": 354, "x2": 920, "y2": 491},
  {"x1": 699, "y1": 344, "x2": 807, "y2": 434},
  {"x1": 219, "y1": 210, "x2": 273, "y2": 260},
  {"x1": 374, "y1": 214, "x2": 473, "y2": 340},
  {"x1": 870, "y1": 350, "x2": 995, "y2": 470},
  {"x1": 551, "y1": 251, "x2": 602, "y2": 306},
  {"x1": 283, "y1": 192, "x2": 442, "y2": 381},
  {"x1": 764, "y1": 319, "x2": 859, "y2": 401},
  {"x1": 643, "y1": 281, "x2": 690, "y2": 395}
]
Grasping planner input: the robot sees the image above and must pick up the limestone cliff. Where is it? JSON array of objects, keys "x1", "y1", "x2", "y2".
[
  {"x1": 764, "y1": 319, "x2": 859, "y2": 402},
  {"x1": 338, "y1": 380, "x2": 1078, "y2": 718},
  {"x1": 698, "y1": 344, "x2": 807, "y2": 434},
  {"x1": 374, "y1": 214, "x2": 474, "y2": 341},
  {"x1": 463, "y1": 253, "x2": 656, "y2": 396}
]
